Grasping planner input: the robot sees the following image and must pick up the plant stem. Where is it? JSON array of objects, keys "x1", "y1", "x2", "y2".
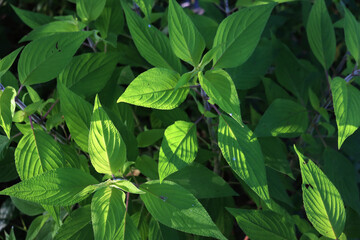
[
  {"x1": 42, "y1": 99, "x2": 59, "y2": 120},
  {"x1": 17, "y1": 84, "x2": 24, "y2": 96}
]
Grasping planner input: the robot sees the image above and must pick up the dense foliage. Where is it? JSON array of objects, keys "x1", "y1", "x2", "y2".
[{"x1": 0, "y1": 0, "x2": 360, "y2": 239}]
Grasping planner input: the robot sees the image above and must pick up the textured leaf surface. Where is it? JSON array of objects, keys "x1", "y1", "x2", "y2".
[
  {"x1": 18, "y1": 31, "x2": 91, "y2": 85},
  {"x1": 295, "y1": 146, "x2": 346, "y2": 239},
  {"x1": 158, "y1": 121, "x2": 198, "y2": 182},
  {"x1": 306, "y1": 0, "x2": 335, "y2": 69},
  {"x1": 254, "y1": 99, "x2": 308, "y2": 138},
  {"x1": 109, "y1": 179, "x2": 145, "y2": 194},
  {"x1": 168, "y1": 0, "x2": 205, "y2": 66},
  {"x1": 0, "y1": 47, "x2": 23, "y2": 79},
  {"x1": 0, "y1": 168, "x2": 99, "y2": 206},
  {"x1": 140, "y1": 180, "x2": 226, "y2": 240},
  {"x1": 15, "y1": 129, "x2": 65, "y2": 180},
  {"x1": 91, "y1": 187, "x2": 126, "y2": 240},
  {"x1": 323, "y1": 148, "x2": 360, "y2": 215},
  {"x1": 167, "y1": 163, "x2": 237, "y2": 199},
  {"x1": 118, "y1": 68, "x2": 189, "y2": 110},
  {"x1": 58, "y1": 52, "x2": 118, "y2": 97},
  {"x1": 331, "y1": 77, "x2": 360, "y2": 148},
  {"x1": 199, "y1": 69, "x2": 241, "y2": 123},
  {"x1": 54, "y1": 205, "x2": 93, "y2": 240},
  {"x1": 0, "y1": 87, "x2": 16, "y2": 138},
  {"x1": 344, "y1": 7, "x2": 360, "y2": 64},
  {"x1": 89, "y1": 96, "x2": 126, "y2": 175},
  {"x1": 218, "y1": 115, "x2": 270, "y2": 204},
  {"x1": 58, "y1": 82, "x2": 93, "y2": 152},
  {"x1": 122, "y1": 1, "x2": 181, "y2": 72},
  {"x1": 227, "y1": 208, "x2": 297, "y2": 240},
  {"x1": 77, "y1": 0, "x2": 106, "y2": 22},
  {"x1": 212, "y1": 3, "x2": 275, "y2": 68}
]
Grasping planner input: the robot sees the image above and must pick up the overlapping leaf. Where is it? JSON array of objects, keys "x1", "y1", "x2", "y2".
[
  {"x1": 15, "y1": 129, "x2": 65, "y2": 180},
  {"x1": 199, "y1": 69, "x2": 241, "y2": 123},
  {"x1": 0, "y1": 87, "x2": 16, "y2": 138},
  {"x1": 89, "y1": 95, "x2": 127, "y2": 175},
  {"x1": 227, "y1": 208, "x2": 297, "y2": 240},
  {"x1": 117, "y1": 68, "x2": 189, "y2": 110},
  {"x1": 212, "y1": 3, "x2": 275, "y2": 68},
  {"x1": 330, "y1": 77, "x2": 360, "y2": 148},
  {"x1": 76, "y1": 0, "x2": 106, "y2": 22},
  {"x1": 0, "y1": 47, "x2": 23, "y2": 79},
  {"x1": 168, "y1": 0, "x2": 205, "y2": 66},
  {"x1": 18, "y1": 31, "x2": 91, "y2": 85},
  {"x1": 218, "y1": 115, "x2": 270, "y2": 205},
  {"x1": 0, "y1": 168, "x2": 99, "y2": 206},
  {"x1": 140, "y1": 180, "x2": 226, "y2": 240},
  {"x1": 158, "y1": 121, "x2": 198, "y2": 182},
  {"x1": 121, "y1": 1, "x2": 181, "y2": 72},
  {"x1": 58, "y1": 82, "x2": 93, "y2": 152},
  {"x1": 344, "y1": 7, "x2": 360, "y2": 64},
  {"x1": 306, "y1": 0, "x2": 335, "y2": 69},
  {"x1": 295, "y1": 146, "x2": 346, "y2": 239}
]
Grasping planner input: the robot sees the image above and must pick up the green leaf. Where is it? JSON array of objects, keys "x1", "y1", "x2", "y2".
[
  {"x1": 227, "y1": 208, "x2": 297, "y2": 240},
  {"x1": 91, "y1": 187, "x2": 126, "y2": 240},
  {"x1": 121, "y1": 1, "x2": 181, "y2": 72},
  {"x1": 212, "y1": 3, "x2": 275, "y2": 68},
  {"x1": 158, "y1": 121, "x2": 198, "y2": 182},
  {"x1": 254, "y1": 99, "x2": 309, "y2": 138},
  {"x1": 344, "y1": 7, "x2": 360, "y2": 64},
  {"x1": 134, "y1": 0, "x2": 154, "y2": 22},
  {"x1": 11, "y1": 197, "x2": 44, "y2": 216},
  {"x1": 54, "y1": 205, "x2": 93, "y2": 240},
  {"x1": 58, "y1": 52, "x2": 118, "y2": 97},
  {"x1": 95, "y1": 0, "x2": 124, "y2": 38},
  {"x1": 190, "y1": 14, "x2": 218, "y2": 49},
  {"x1": 0, "y1": 147, "x2": 18, "y2": 182},
  {"x1": 26, "y1": 214, "x2": 51, "y2": 240},
  {"x1": 167, "y1": 163, "x2": 238, "y2": 199},
  {"x1": 323, "y1": 148, "x2": 360, "y2": 215},
  {"x1": 0, "y1": 87, "x2": 16, "y2": 138},
  {"x1": 109, "y1": 179, "x2": 145, "y2": 194},
  {"x1": 140, "y1": 180, "x2": 226, "y2": 240},
  {"x1": 20, "y1": 20, "x2": 83, "y2": 42},
  {"x1": 58, "y1": 82, "x2": 93, "y2": 152},
  {"x1": 218, "y1": 115, "x2": 270, "y2": 205},
  {"x1": 135, "y1": 155, "x2": 158, "y2": 180},
  {"x1": 0, "y1": 47, "x2": 23, "y2": 79},
  {"x1": 15, "y1": 129, "x2": 65, "y2": 180},
  {"x1": 0, "y1": 168, "x2": 99, "y2": 206},
  {"x1": 117, "y1": 68, "x2": 189, "y2": 110},
  {"x1": 306, "y1": 0, "x2": 335, "y2": 69},
  {"x1": 199, "y1": 69, "x2": 242, "y2": 124},
  {"x1": 18, "y1": 31, "x2": 91, "y2": 85},
  {"x1": 137, "y1": 129, "x2": 164, "y2": 148},
  {"x1": 77, "y1": 0, "x2": 106, "y2": 22},
  {"x1": 295, "y1": 146, "x2": 346, "y2": 239},
  {"x1": 11, "y1": 5, "x2": 53, "y2": 29},
  {"x1": 330, "y1": 77, "x2": 360, "y2": 148},
  {"x1": 89, "y1": 95, "x2": 127, "y2": 175},
  {"x1": 168, "y1": 0, "x2": 205, "y2": 66}
]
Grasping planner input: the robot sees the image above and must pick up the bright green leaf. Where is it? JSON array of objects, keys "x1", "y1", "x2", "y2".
[
  {"x1": 218, "y1": 115, "x2": 270, "y2": 205},
  {"x1": 18, "y1": 31, "x2": 91, "y2": 85},
  {"x1": 306, "y1": 0, "x2": 336, "y2": 69},
  {"x1": 158, "y1": 121, "x2": 198, "y2": 182},
  {"x1": 109, "y1": 179, "x2": 145, "y2": 194},
  {"x1": 117, "y1": 68, "x2": 189, "y2": 110},
  {"x1": 57, "y1": 82, "x2": 92, "y2": 152},
  {"x1": 168, "y1": 0, "x2": 205, "y2": 66},
  {"x1": 330, "y1": 77, "x2": 360, "y2": 148},
  {"x1": 77, "y1": 0, "x2": 106, "y2": 22},
  {"x1": 15, "y1": 129, "x2": 65, "y2": 180},
  {"x1": 254, "y1": 99, "x2": 308, "y2": 138},
  {"x1": 0, "y1": 168, "x2": 99, "y2": 206},
  {"x1": 0, "y1": 87, "x2": 16, "y2": 138},
  {"x1": 121, "y1": 1, "x2": 181, "y2": 72},
  {"x1": 140, "y1": 180, "x2": 226, "y2": 240},
  {"x1": 91, "y1": 187, "x2": 126, "y2": 240},
  {"x1": 295, "y1": 146, "x2": 346, "y2": 239},
  {"x1": 212, "y1": 3, "x2": 275, "y2": 68},
  {"x1": 0, "y1": 47, "x2": 23, "y2": 79},
  {"x1": 199, "y1": 69, "x2": 242, "y2": 124},
  {"x1": 227, "y1": 208, "x2": 297, "y2": 240},
  {"x1": 89, "y1": 95, "x2": 127, "y2": 175}
]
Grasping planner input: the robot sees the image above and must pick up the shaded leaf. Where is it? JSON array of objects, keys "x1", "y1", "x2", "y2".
[{"x1": 0, "y1": 87, "x2": 16, "y2": 138}]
